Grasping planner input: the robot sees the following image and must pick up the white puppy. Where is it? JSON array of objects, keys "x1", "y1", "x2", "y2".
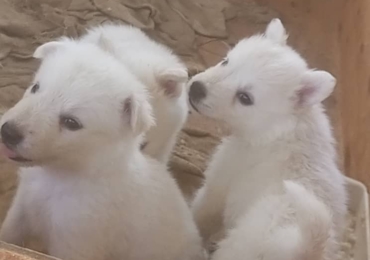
[
  {"x1": 0, "y1": 38, "x2": 204, "y2": 260},
  {"x1": 213, "y1": 181, "x2": 332, "y2": 260},
  {"x1": 188, "y1": 19, "x2": 347, "y2": 260},
  {"x1": 80, "y1": 24, "x2": 189, "y2": 164}
]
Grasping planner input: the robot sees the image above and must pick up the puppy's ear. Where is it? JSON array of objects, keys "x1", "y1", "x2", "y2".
[
  {"x1": 123, "y1": 92, "x2": 155, "y2": 136},
  {"x1": 265, "y1": 18, "x2": 288, "y2": 45},
  {"x1": 157, "y1": 68, "x2": 188, "y2": 98},
  {"x1": 294, "y1": 70, "x2": 336, "y2": 107},
  {"x1": 33, "y1": 41, "x2": 66, "y2": 59}
]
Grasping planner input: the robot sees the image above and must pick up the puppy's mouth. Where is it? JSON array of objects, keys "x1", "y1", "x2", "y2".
[
  {"x1": 140, "y1": 141, "x2": 148, "y2": 150},
  {"x1": 9, "y1": 156, "x2": 32, "y2": 163},
  {"x1": 0, "y1": 143, "x2": 32, "y2": 163},
  {"x1": 188, "y1": 98, "x2": 201, "y2": 114}
]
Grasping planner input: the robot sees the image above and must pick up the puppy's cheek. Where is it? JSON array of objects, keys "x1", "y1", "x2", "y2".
[
  {"x1": 22, "y1": 138, "x2": 48, "y2": 157},
  {"x1": 200, "y1": 107, "x2": 216, "y2": 119}
]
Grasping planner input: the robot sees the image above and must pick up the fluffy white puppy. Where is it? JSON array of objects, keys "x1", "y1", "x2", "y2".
[
  {"x1": 188, "y1": 19, "x2": 347, "y2": 260},
  {"x1": 0, "y1": 38, "x2": 204, "y2": 260},
  {"x1": 81, "y1": 24, "x2": 189, "y2": 164},
  {"x1": 213, "y1": 181, "x2": 333, "y2": 260}
]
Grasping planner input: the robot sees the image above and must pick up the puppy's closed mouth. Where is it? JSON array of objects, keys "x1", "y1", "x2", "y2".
[
  {"x1": 0, "y1": 143, "x2": 32, "y2": 163},
  {"x1": 140, "y1": 141, "x2": 148, "y2": 150},
  {"x1": 9, "y1": 156, "x2": 32, "y2": 163},
  {"x1": 188, "y1": 98, "x2": 201, "y2": 114}
]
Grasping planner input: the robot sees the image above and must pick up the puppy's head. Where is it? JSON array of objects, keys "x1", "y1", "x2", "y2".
[
  {"x1": 188, "y1": 19, "x2": 336, "y2": 138},
  {"x1": 0, "y1": 39, "x2": 154, "y2": 167}
]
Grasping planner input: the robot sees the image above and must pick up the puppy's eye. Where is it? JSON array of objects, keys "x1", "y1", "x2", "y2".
[
  {"x1": 236, "y1": 92, "x2": 253, "y2": 106},
  {"x1": 31, "y1": 83, "x2": 40, "y2": 94},
  {"x1": 60, "y1": 116, "x2": 83, "y2": 131},
  {"x1": 221, "y1": 58, "x2": 229, "y2": 66}
]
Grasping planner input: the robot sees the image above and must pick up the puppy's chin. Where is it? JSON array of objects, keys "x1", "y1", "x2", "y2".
[
  {"x1": 12, "y1": 160, "x2": 37, "y2": 168},
  {"x1": 3, "y1": 154, "x2": 36, "y2": 167},
  {"x1": 0, "y1": 143, "x2": 41, "y2": 167},
  {"x1": 12, "y1": 155, "x2": 61, "y2": 168}
]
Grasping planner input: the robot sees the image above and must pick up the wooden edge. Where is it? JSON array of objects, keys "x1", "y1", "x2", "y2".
[{"x1": 0, "y1": 242, "x2": 60, "y2": 260}]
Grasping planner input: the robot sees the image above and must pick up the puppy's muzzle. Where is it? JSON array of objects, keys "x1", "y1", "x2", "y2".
[
  {"x1": 189, "y1": 81, "x2": 207, "y2": 103},
  {"x1": 1, "y1": 122, "x2": 24, "y2": 147}
]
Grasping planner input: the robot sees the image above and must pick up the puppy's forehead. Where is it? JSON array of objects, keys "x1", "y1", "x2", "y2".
[
  {"x1": 230, "y1": 38, "x2": 282, "y2": 64},
  {"x1": 35, "y1": 45, "x2": 135, "y2": 96},
  {"x1": 231, "y1": 36, "x2": 290, "y2": 57},
  {"x1": 31, "y1": 47, "x2": 142, "y2": 118},
  {"x1": 227, "y1": 37, "x2": 307, "y2": 80}
]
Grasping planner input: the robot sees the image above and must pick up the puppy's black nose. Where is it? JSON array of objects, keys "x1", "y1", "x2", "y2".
[
  {"x1": 189, "y1": 81, "x2": 207, "y2": 102},
  {"x1": 1, "y1": 122, "x2": 24, "y2": 146}
]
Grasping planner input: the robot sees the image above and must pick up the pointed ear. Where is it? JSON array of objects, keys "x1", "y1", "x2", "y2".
[
  {"x1": 123, "y1": 92, "x2": 155, "y2": 136},
  {"x1": 295, "y1": 70, "x2": 336, "y2": 107},
  {"x1": 97, "y1": 34, "x2": 115, "y2": 54},
  {"x1": 33, "y1": 41, "x2": 66, "y2": 59},
  {"x1": 157, "y1": 68, "x2": 188, "y2": 98},
  {"x1": 265, "y1": 18, "x2": 288, "y2": 45}
]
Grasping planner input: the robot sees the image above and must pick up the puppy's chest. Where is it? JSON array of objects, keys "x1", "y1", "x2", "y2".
[
  {"x1": 221, "y1": 145, "x2": 289, "y2": 225},
  {"x1": 228, "y1": 151, "x2": 285, "y2": 198},
  {"x1": 219, "y1": 143, "x2": 288, "y2": 183},
  {"x1": 21, "y1": 173, "x2": 121, "y2": 239},
  {"x1": 22, "y1": 177, "x2": 58, "y2": 233}
]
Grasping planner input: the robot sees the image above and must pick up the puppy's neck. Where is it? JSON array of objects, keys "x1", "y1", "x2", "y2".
[
  {"x1": 230, "y1": 105, "x2": 333, "y2": 149},
  {"x1": 42, "y1": 140, "x2": 141, "y2": 176},
  {"x1": 231, "y1": 118, "x2": 297, "y2": 147}
]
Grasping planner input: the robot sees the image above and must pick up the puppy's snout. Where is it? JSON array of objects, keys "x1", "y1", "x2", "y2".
[
  {"x1": 189, "y1": 81, "x2": 207, "y2": 102},
  {"x1": 1, "y1": 122, "x2": 24, "y2": 146}
]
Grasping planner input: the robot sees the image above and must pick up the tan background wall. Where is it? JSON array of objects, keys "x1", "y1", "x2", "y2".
[
  {"x1": 262, "y1": 0, "x2": 370, "y2": 189},
  {"x1": 339, "y1": 0, "x2": 370, "y2": 190}
]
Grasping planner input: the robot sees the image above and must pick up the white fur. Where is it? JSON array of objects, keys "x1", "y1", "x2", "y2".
[
  {"x1": 264, "y1": 18, "x2": 288, "y2": 45},
  {"x1": 212, "y1": 181, "x2": 332, "y2": 260},
  {"x1": 0, "y1": 40, "x2": 204, "y2": 260},
  {"x1": 80, "y1": 24, "x2": 189, "y2": 164},
  {"x1": 189, "y1": 19, "x2": 347, "y2": 260}
]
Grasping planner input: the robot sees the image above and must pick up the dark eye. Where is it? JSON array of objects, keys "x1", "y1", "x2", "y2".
[
  {"x1": 221, "y1": 58, "x2": 229, "y2": 66},
  {"x1": 60, "y1": 116, "x2": 83, "y2": 131},
  {"x1": 236, "y1": 92, "x2": 254, "y2": 106},
  {"x1": 31, "y1": 83, "x2": 39, "y2": 94}
]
